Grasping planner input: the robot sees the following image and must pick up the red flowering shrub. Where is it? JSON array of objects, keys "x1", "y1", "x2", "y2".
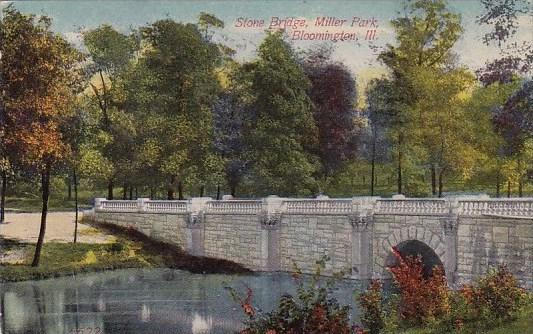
[{"x1": 388, "y1": 246, "x2": 450, "y2": 326}]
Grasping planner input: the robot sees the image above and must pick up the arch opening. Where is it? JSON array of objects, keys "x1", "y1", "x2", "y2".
[{"x1": 385, "y1": 240, "x2": 444, "y2": 278}]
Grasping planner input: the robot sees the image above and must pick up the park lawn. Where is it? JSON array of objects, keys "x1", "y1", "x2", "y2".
[
  {"x1": 400, "y1": 305, "x2": 533, "y2": 334},
  {"x1": 0, "y1": 240, "x2": 157, "y2": 282},
  {"x1": 5, "y1": 193, "x2": 94, "y2": 212},
  {"x1": 0, "y1": 219, "x2": 250, "y2": 282},
  {"x1": 486, "y1": 306, "x2": 533, "y2": 334}
]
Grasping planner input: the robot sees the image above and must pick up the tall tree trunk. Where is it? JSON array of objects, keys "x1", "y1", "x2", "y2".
[
  {"x1": 73, "y1": 168, "x2": 79, "y2": 244},
  {"x1": 107, "y1": 180, "x2": 113, "y2": 200},
  {"x1": 32, "y1": 165, "x2": 51, "y2": 267},
  {"x1": 507, "y1": 180, "x2": 511, "y2": 198},
  {"x1": 438, "y1": 170, "x2": 444, "y2": 198},
  {"x1": 496, "y1": 170, "x2": 501, "y2": 198},
  {"x1": 518, "y1": 157, "x2": 523, "y2": 197},
  {"x1": 129, "y1": 186, "x2": 133, "y2": 200},
  {"x1": 167, "y1": 176, "x2": 175, "y2": 200},
  {"x1": 150, "y1": 187, "x2": 154, "y2": 199},
  {"x1": 135, "y1": 187, "x2": 138, "y2": 199},
  {"x1": 122, "y1": 183, "x2": 127, "y2": 200},
  {"x1": 431, "y1": 165, "x2": 437, "y2": 196},
  {"x1": 178, "y1": 181, "x2": 184, "y2": 200},
  {"x1": 216, "y1": 184, "x2": 221, "y2": 200},
  {"x1": 230, "y1": 185, "x2": 236, "y2": 197},
  {"x1": 1, "y1": 293, "x2": 6, "y2": 334},
  {"x1": 0, "y1": 170, "x2": 6, "y2": 223},
  {"x1": 397, "y1": 135, "x2": 403, "y2": 195},
  {"x1": 370, "y1": 131, "x2": 376, "y2": 196},
  {"x1": 200, "y1": 185, "x2": 205, "y2": 197},
  {"x1": 167, "y1": 188, "x2": 174, "y2": 200},
  {"x1": 67, "y1": 176, "x2": 72, "y2": 201}
]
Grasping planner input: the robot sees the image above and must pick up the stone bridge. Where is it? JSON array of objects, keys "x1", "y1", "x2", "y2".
[{"x1": 89, "y1": 195, "x2": 533, "y2": 288}]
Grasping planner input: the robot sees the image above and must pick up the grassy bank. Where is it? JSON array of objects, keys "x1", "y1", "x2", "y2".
[
  {"x1": 0, "y1": 220, "x2": 250, "y2": 282},
  {"x1": 399, "y1": 305, "x2": 533, "y2": 334}
]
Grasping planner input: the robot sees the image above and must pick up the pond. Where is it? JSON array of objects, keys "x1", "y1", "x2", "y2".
[{"x1": 0, "y1": 269, "x2": 362, "y2": 334}]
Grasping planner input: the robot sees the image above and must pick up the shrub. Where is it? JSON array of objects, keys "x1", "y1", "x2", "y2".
[
  {"x1": 229, "y1": 256, "x2": 355, "y2": 334},
  {"x1": 358, "y1": 280, "x2": 385, "y2": 334},
  {"x1": 388, "y1": 246, "x2": 450, "y2": 326},
  {"x1": 466, "y1": 265, "x2": 528, "y2": 325}
]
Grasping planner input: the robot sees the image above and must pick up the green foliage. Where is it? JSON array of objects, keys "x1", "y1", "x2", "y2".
[
  {"x1": 380, "y1": 0, "x2": 462, "y2": 71},
  {"x1": 135, "y1": 19, "x2": 222, "y2": 197},
  {"x1": 466, "y1": 266, "x2": 529, "y2": 325},
  {"x1": 83, "y1": 24, "x2": 137, "y2": 73},
  {"x1": 245, "y1": 31, "x2": 319, "y2": 196}
]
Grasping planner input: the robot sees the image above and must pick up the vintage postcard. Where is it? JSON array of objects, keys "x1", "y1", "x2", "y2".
[{"x1": 0, "y1": 0, "x2": 532, "y2": 333}]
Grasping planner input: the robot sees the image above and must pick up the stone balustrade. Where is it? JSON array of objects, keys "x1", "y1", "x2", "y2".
[
  {"x1": 284, "y1": 198, "x2": 354, "y2": 215},
  {"x1": 94, "y1": 196, "x2": 533, "y2": 218},
  {"x1": 375, "y1": 199, "x2": 449, "y2": 215},
  {"x1": 145, "y1": 200, "x2": 188, "y2": 213},
  {"x1": 205, "y1": 200, "x2": 263, "y2": 214},
  {"x1": 97, "y1": 199, "x2": 138, "y2": 212},
  {"x1": 458, "y1": 199, "x2": 533, "y2": 217}
]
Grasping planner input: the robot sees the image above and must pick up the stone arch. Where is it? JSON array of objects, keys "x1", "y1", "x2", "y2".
[
  {"x1": 385, "y1": 240, "x2": 445, "y2": 278},
  {"x1": 375, "y1": 226, "x2": 446, "y2": 277}
]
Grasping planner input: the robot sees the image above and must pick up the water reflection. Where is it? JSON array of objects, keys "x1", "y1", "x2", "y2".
[
  {"x1": 0, "y1": 269, "x2": 361, "y2": 334},
  {"x1": 192, "y1": 313, "x2": 212, "y2": 334}
]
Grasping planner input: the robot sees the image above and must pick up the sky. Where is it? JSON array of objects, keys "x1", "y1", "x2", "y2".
[{"x1": 3, "y1": 0, "x2": 532, "y2": 81}]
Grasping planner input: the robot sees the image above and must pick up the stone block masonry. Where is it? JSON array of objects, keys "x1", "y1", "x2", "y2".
[{"x1": 90, "y1": 195, "x2": 533, "y2": 288}]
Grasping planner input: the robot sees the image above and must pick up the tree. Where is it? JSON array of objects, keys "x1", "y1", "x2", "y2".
[
  {"x1": 83, "y1": 25, "x2": 138, "y2": 199},
  {"x1": 462, "y1": 81, "x2": 521, "y2": 196},
  {"x1": 378, "y1": 0, "x2": 463, "y2": 195},
  {"x1": 0, "y1": 100, "x2": 10, "y2": 223},
  {"x1": 365, "y1": 78, "x2": 396, "y2": 196},
  {"x1": 245, "y1": 31, "x2": 319, "y2": 196},
  {"x1": 493, "y1": 80, "x2": 533, "y2": 196},
  {"x1": 0, "y1": 6, "x2": 81, "y2": 266},
  {"x1": 213, "y1": 90, "x2": 249, "y2": 197},
  {"x1": 61, "y1": 97, "x2": 92, "y2": 243},
  {"x1": 407, "y1": 67, "x2": 477, "y2": 196},
  {"x1": 139, "y1": 19, "x2": 222, "y2": 199},
  {"x1": 301, "y1": 45, "x2": 358, "y2": 180}
]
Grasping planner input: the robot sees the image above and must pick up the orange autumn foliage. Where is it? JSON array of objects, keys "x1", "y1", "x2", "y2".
[{"x1": 1, "y1": 6, "x2": 81, "y2": 170}]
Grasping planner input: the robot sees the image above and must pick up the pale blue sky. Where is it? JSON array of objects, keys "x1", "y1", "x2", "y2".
[{"x1": 4, "y1": 0, "x2": 531, "y2": 77}]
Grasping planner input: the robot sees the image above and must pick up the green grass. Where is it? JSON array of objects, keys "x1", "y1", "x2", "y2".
[
  {"x1": 0, "y1": 219, "x2": 251, "y2": 282},
  {"x1": 486, "y1": 306, "x2": 533, "y2": 334},
  {"x1": 5, "y1": 194, "x2": 94, "y2": 212},
  {"x1": 0, "y1": 240, "x2": 155, "y2": 282},
  {"x1": 400, "y1": 305, "x2": 533, "y2": 334}
]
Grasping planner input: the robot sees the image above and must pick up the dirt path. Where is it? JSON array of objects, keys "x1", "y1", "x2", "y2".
[{"x1": 0, "y1": 211, "x2": 114, "y2": 244}]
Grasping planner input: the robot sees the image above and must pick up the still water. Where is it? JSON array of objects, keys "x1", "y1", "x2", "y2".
[{"x1": 0, "y1": 269, "x2": 361, "y2": 334}]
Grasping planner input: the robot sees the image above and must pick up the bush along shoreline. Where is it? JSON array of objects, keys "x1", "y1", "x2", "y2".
[
  {"x1": 230, "y1": 251, "x2": 533, "y2": 334},
  {"x1": 0, "y1": 219, "x2": 251, "y2": 283}
]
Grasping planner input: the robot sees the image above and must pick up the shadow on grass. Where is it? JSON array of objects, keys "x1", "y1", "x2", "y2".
[
  {"x1": 0, "y1": 219, "x2": 251, "y2": 282},
  {"x1": 85, "y1": 219, "x2": 252, "y2": 275},
  {"x1": 0, "y1": 237, "x2": 30, "y2": 250}
]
